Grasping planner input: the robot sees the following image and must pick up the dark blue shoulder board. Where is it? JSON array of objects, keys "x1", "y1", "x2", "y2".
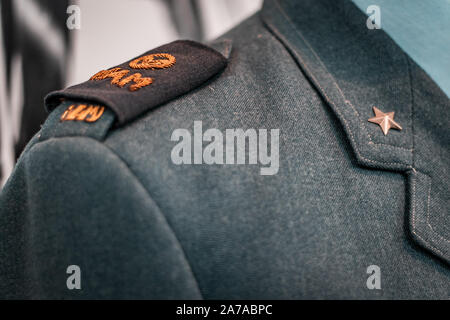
[{"x1": 45, "y1": 40, "x2": 229, "y2": 125}]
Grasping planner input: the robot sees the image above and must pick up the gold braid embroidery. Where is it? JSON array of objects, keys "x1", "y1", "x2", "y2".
[
  {"x1": 89, "y1": 53, "x2": 175, "y2": 92},
  {"x1": 129, "y1": 53, "x2": 176, "y2": 70},
  {"x1": 61, "y1": 104, "x2": 105, "y2": 123},
  {"x1": 117, "y1": 73, "x2": 153, "y2": 91}
]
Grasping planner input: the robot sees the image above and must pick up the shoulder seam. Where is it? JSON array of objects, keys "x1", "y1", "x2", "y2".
[{"x1": 26, "y1": 136, "x2": 205, "y2": 299}]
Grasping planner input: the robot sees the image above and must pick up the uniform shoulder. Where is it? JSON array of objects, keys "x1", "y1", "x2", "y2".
[{"x1": 40, "y1": 40, "x2": 231, "y2": 141}]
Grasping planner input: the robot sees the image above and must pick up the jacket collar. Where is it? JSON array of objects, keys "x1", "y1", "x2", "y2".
[
  {"x1": 260, "y1": 0, "x2": 450, "y2": 264},
  {"x1": 261, "y1": 0, "x2": 414, "y2": 171}
]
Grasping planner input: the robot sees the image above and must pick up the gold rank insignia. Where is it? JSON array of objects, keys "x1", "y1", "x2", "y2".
[{"x1": 61, "y1": 104, "x2": 105, "y2": 123}]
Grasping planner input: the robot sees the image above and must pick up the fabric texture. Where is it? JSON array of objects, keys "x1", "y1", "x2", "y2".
[{"x1": 0, "y1": 0, "x2": 448, "y2": 299}]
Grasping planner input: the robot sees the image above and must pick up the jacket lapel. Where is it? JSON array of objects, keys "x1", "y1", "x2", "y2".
[{"x1": 261, "y1": 0, "x2": 449, "y2": 263}]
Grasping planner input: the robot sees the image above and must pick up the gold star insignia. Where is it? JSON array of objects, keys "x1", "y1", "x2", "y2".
[{"x1": 368, "y1": 106, "x2": 402, "y2": 135}]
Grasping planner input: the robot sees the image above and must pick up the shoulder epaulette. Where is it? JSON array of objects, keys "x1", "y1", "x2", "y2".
[{"x1": 41, "y1": 40, "x2": 230, "y2": 141}]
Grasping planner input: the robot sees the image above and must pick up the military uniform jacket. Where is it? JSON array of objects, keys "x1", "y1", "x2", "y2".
[{"x1": 1, "y1": 0, "x2": 449, "y2": 299}]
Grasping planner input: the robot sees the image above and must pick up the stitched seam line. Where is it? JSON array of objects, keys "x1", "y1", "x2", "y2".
[
  {"x1": 262, "y1": 16, "x2": 411, "y2": 168},
  {"x1": 27, "y1": 136, "x2": 205, "y2": 299},
  {"x1": 272, "y1": 0, "x2": 413, "y2": 153},
  {"x1": 403, "y1": 52, "x2": 448, "y2": 252},
  {"x1": 411, "y1": 172, "x2": 448, "y2": 258},
  {"x1": 406, "y1": 54, "x2": 416, "y2": 157},
  {"x1": 406, "y1": 59, "x2": 448, "y2": 244}
]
